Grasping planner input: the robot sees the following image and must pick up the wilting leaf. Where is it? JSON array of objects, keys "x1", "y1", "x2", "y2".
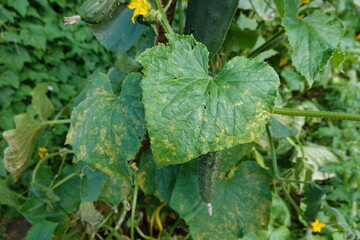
[
  {"x1": 2, "y1": 113, "x2": 46, "y2": 180},
  {"x1": 31, "y1": 83, "x2": 55, "y2": 121}
]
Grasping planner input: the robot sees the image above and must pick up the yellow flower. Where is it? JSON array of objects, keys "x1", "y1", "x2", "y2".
[
  {"x1": 38, "y1": 147, "x2": 49, "y2": 158},
  {"x1": 311, "y1": 219, "x2": 326, "y2": 233},
  {"x1": 355, "y1": 34, "x2": 360, "y2": 40},
  {"x1": 128, "y1": 0, "x2": 151, "y2": 23},
  {"x1": 300, "y1": 0, "x2": 310, "y2": 5}
]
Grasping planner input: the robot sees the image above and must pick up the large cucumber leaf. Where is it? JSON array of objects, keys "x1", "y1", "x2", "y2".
[
  {"x1": 66, "y1": 72, "x2": 146, "y2": 179},
  {"x1": 278, "y1": 0, "x2": 344, "y2": 85},
  {"x1": 137, "y1": 34, "x2": 279, "y2": 167},
  {"x1": 169, "y1": 160, "x2": 272, "y2": 239}
]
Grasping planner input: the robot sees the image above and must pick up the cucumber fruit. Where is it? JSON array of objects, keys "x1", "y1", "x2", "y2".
[
  {"x1": 198, "y1": 151, "x2": 221, "y2": 215},
  {"x1": 185, "y1": 0, "x2": 239, "y2": 58},
  {"x1": 79, "y1": 0, "x2": 121, "y2": 24}
]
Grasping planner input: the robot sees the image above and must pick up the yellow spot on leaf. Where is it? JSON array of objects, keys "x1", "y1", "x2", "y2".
[{"x1": 300, "y1": 0, "x2": 310, "y2": 4}]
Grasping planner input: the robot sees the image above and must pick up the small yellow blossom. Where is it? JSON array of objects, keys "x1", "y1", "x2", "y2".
[
  {"x1": 300, "y1": 0, "x2": 310, "y2": 5},
  {"x1": 128, "y1": 0, "x2": 151, "y2": 23},
  {"x1": 311, "y1": 219, "x2": 326, "y2": 233},
  {"x1": 131, "y1": 162, "x2": 139, "y2": 171},
  {"x1": 355, "y1": 34, "x2": 360, "y2": 40},
  {"x1": 38, "y1": 147, "x2": 49, "y2": 158}
]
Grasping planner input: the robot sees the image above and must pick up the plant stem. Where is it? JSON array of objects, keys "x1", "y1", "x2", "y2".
[
  {"x1": 51, "y1": 171, "x2": 80, "y2": 189},
  {"x1": 43, "y1": 119, "x2": 71, "y2": 125},
  {"x1": 266, "y1": 125, "x2": 280, "y2": 178},
  {"x1": 279, "y1": 178, "x2": 310, "y2": 184},
  {"x1": 266, "y1": 125, "x2": 309, "y2": 225},
  {"x1": 273, "y1": 107, "x2": 360, "y2": 122},
  {"x1": 154, "y1": 0, "x2": 174, "y2": 34},
  {"x1": 247, "y1": 29, "x2": 285, "y2": 58},
  {"x1": 281, "y1": 184, "x2": 309, "y2": 225},
  {"x1": 131, "y1": 175, "x2": 139, "y2": 240},
  {"x1": 177, "y1": 0, "x2": 184, "y2": 34},
  {"x1": 32, "y1": 149, "x2": 73, "y2": 184}
]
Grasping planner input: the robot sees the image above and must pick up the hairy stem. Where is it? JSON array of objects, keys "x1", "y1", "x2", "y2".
[
  {"x1": 154, "y1": 0, "x2": 174, "y2": 34},
  {"x1": 273, "y1": 107, "x2": 360, "y2": 122}
]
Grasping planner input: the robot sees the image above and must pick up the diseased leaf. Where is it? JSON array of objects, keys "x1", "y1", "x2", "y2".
[
  {"x1": 26, "y1": 220, "x2": 58, "y2": 240},
  {"x1": 281, "y1": 0, "x2": 344, "y2": 85},
  {"x1": 100, "y1": 176, "x2": 132, "y2": 206},
  {"x1": 169, "y1": 161, "x2": 272, "y2": 239},
  {"x1": 66, "y1": 73, "x2": 146, "y2": 179},
  {"x1": 137, "y1": 150, "x2": 180, "y2": 203},
  {"x1": 2, "y1": 113, "x2": 46, "y2": 181},
  {"x1": 88, "y1": 6, "x2": 146, "y2": 55},
  {"x1": 31, "y1": 83, "x2": 55, "y2": 121},
  {"x1": 79, "y1": 202, "x2": 103, "y2": 234},
  {"x1": 137, "y1": 34, "x2": 279, "y2": 167}
]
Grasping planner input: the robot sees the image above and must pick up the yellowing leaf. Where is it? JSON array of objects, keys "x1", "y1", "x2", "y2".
[{"x1": 2, "y1": 113, "x2": 46, "y2": 181}]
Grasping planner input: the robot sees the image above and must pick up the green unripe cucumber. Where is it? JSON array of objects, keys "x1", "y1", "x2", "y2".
[
  {"x1": 185, "y1": 0, "x2": 239, "y2": 58},
  {"x1": 198, "y1": 151, "x2": 221, "y2": 215},
  {"x1": 79, "y1": 0, "x2": 121, "y2": 24}
]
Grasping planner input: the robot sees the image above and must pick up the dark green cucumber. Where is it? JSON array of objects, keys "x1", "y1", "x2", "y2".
[
  {"x1": 185, "y1": 0, "x2": 239, "y2": 58},
  {"x1": 79, "y1": 0, "x2": 121, "y2": 24},
  {"x1": 198, "y1": 151, "x2": 221, "y2": 213}
]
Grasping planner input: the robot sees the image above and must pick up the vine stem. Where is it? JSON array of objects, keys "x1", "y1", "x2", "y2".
[
  {"x1": 153, "y1": 0, "x2": 174, "y2": 34},
  {"x1": 131, "y1": 175, "x2": 139, "y2": 240},
  {"x1": 31, "y1": 149, "x2": 73, "y2": 184},
  {"x1": 43, "y1": 119, "x2": 71, "y2": 125},
  {"x1": 247, "y1": 29, "x2": 285, "y2": 58},
  {"x1": 273, "y1": 107, "x2": 360, "y2": 122},
  {"x1": 51, "y1": 171, "x2": 80, "y2": 189},
  {"x1": 266, "y1": 125, "x2": 310, "y2": 226}
]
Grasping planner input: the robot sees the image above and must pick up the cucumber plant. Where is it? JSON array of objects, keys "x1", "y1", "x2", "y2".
[{"x1": 1, "y1": 0, "x2": 360, "y2": 239}]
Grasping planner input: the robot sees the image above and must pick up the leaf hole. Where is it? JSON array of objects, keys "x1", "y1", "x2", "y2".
[{"x1": 203, "y1": 105, "x2": 207, "y2": 110}]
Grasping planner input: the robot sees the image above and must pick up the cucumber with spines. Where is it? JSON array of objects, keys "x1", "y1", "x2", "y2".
[
  {"x1": 185, "y1": 0, "x2": 239, "y2": 58},
  {"x1": 79, "y1": 0, "x2": 121, "y2": 24},
  {"x1": 198, "y1": 151, "x2": 221, "y2": 215}
]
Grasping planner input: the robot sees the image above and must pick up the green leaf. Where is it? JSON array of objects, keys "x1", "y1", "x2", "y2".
[
  {"x1": 7, "y1": 0, "x2": 29, "y2": 17},
  {"x1": 54, "y1": 166, "x2": 81, "y2": 214},
  {"x1": 26, "y1": 220, "x2": 58, "y2": 240},
  {"x1": 0, "y1": 71, "x2": 20, "y2": 89},
  {"x1": 137, "y1": 34, "x2": 279, "y2": 167},
  {"x1": 281, "y1": 0, "x2": 344, "y2": 85},
  {"x1": 169, "y1": 161, "x2": 272, "y2": 239},
  {"x1": 268, "y1": 116, "x2": 297, "y2": 139},
  {"x1": 88, "y1": 6, "x2": 146, "y2": 55},
  {"x1": 137, "y1": 150, "x2": 180, "y2": 203},
  {"x1": 19, "y1": 197, "x2": 67, "y2": 224},
  {"x1": 66, "y1": 73, "x2": 146, "y2": 179},
  {"x1": 0, "y1": 45, "x2": 31, "y2": 70},
  {"x1": 0, "y1": 178, "x2": 21, "y2": 208},
  {"x1": 2, "y1": 113, "x2": 46, "y2": 181},
  {"x1": 78, "y1": 161, "x2": 109, "y2": 202},
  {"x1": 31, "y1": 83, "x2": 55, "y2": 121},
  {"x1": 304, "y1": 183, "x2": 332, "y2": 220}
]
